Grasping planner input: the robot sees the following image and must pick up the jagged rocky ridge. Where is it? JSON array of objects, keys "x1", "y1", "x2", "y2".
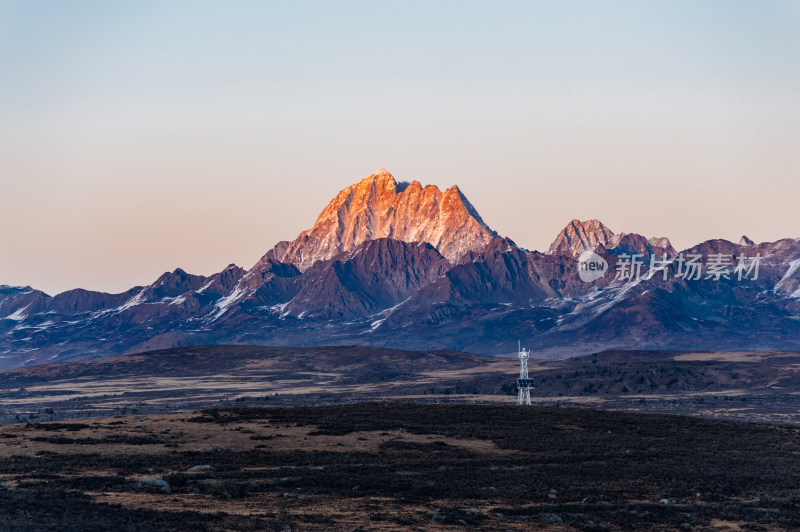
[
  {"x1": 266, "y1": 168, "x2": 497, "y2": 270},
  {"x1": 2, "y1": 169, "x2": 800, "y2": 369}
]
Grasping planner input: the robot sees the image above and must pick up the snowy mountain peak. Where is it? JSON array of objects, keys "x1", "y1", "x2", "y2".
[
  {"x1": 548, "y1": 219, "x2": 617, "y2": 256},
  {"x1": 265, "y1": 168, "x2": 498, "y2": 270},
  {"x1": 365, "y1": 167, "x2": 392, "y2": 179},
  {"x1": 356, "y1": 167, "x2": 397, "y2": 190},
  {"x1": 548, "y1": 219, "x2": 675, "y2": 257}
]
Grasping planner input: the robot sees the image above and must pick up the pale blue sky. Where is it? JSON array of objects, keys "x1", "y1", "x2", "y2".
[{"x1": 2, "y1": 1, "x2": 799, "y2": 294}]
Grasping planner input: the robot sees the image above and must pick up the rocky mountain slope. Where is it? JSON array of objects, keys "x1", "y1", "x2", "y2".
[{"x1": 2, "y1": 168, "x2": 799, "y2": 369}]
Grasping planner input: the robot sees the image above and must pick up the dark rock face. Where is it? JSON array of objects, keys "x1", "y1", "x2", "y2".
[
  {"x1": 1, "y1": 172, "x2": 799, "y2": 368},
  {"x1": 48, "y1": 289, "x2": 132, "y2": 314},
  {"x1": 410, "y1": 238, "x2": 560, "y2": 306},
  {"x1": 605, "y1": 232, "x2": 677, "y2": 258},
  {"x1": 285, "y1": 239, "x2": 450, "y2": 318}
]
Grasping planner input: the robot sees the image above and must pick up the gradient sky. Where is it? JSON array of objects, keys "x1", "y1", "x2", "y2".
[{"x1": 2, "y1": 1, "x2": 799, "y2": 295}]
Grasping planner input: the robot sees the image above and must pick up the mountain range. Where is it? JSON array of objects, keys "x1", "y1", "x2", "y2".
[{"x1": 2, "y1": 168, "x2": 800, "y2": 369}]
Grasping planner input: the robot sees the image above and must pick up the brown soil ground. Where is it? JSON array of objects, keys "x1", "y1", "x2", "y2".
[{"x1": 1, "y1": 402, "x2": 799, "y2": 531}]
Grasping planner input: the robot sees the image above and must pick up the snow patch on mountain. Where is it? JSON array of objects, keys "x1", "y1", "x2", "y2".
[
  {"x1": 196, "y1": 281, "x2": 214, "y2": 294},
  {"x1": 4, "y1": 304, "x2": 30, "y2": 321},
  {"x1": 776, "y1": 258, "x2": 800, "y2": 294},
  {"x1": 211, "y1": 286, "x2": 250, "y2": 320},
  {"x1": 118, "y1": 288, "x2": 148, "y2": 312}
]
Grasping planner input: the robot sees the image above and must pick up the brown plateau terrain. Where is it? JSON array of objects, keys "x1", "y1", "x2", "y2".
[
  {"x1": 2, "y1": 346, "x2": 800, "y2": 529},
  {"x1": 0, "y1": 403, "x2": 799, "y2": 530}
]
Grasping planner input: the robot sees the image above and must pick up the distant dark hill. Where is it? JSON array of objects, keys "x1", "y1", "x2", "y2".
[
  {"x1": 0, "y1": 344, "x2": 499, "y2": 388},
  {"x1": 0, "y1": 344, "x2": 517, "y2": 424},
  {"x1": 3, "y1": 346, "x2": 800, "y2": 427}
]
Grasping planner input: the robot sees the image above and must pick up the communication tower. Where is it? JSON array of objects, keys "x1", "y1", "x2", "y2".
[{"x1": 517, "y1": 340, "x2": 534, "y2": 405}]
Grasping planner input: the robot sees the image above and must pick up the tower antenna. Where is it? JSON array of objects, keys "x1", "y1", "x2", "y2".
[{"x1": 517, "y1": 342, "x2": 533, "y2": 405}]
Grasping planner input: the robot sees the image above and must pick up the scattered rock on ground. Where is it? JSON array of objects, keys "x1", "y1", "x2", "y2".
[{"x1": 139, "y1": 477, "x2": 171, "y2": 494}]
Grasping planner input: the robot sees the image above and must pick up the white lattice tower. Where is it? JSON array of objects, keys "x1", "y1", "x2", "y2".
[{"x1": 517, "y1": 343, "x2": 532, "y2": 405}]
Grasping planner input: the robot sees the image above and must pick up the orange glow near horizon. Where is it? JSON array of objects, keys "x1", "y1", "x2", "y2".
[{"x1": 2, "y1": 2, "x2": 799, "y2": 294}]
